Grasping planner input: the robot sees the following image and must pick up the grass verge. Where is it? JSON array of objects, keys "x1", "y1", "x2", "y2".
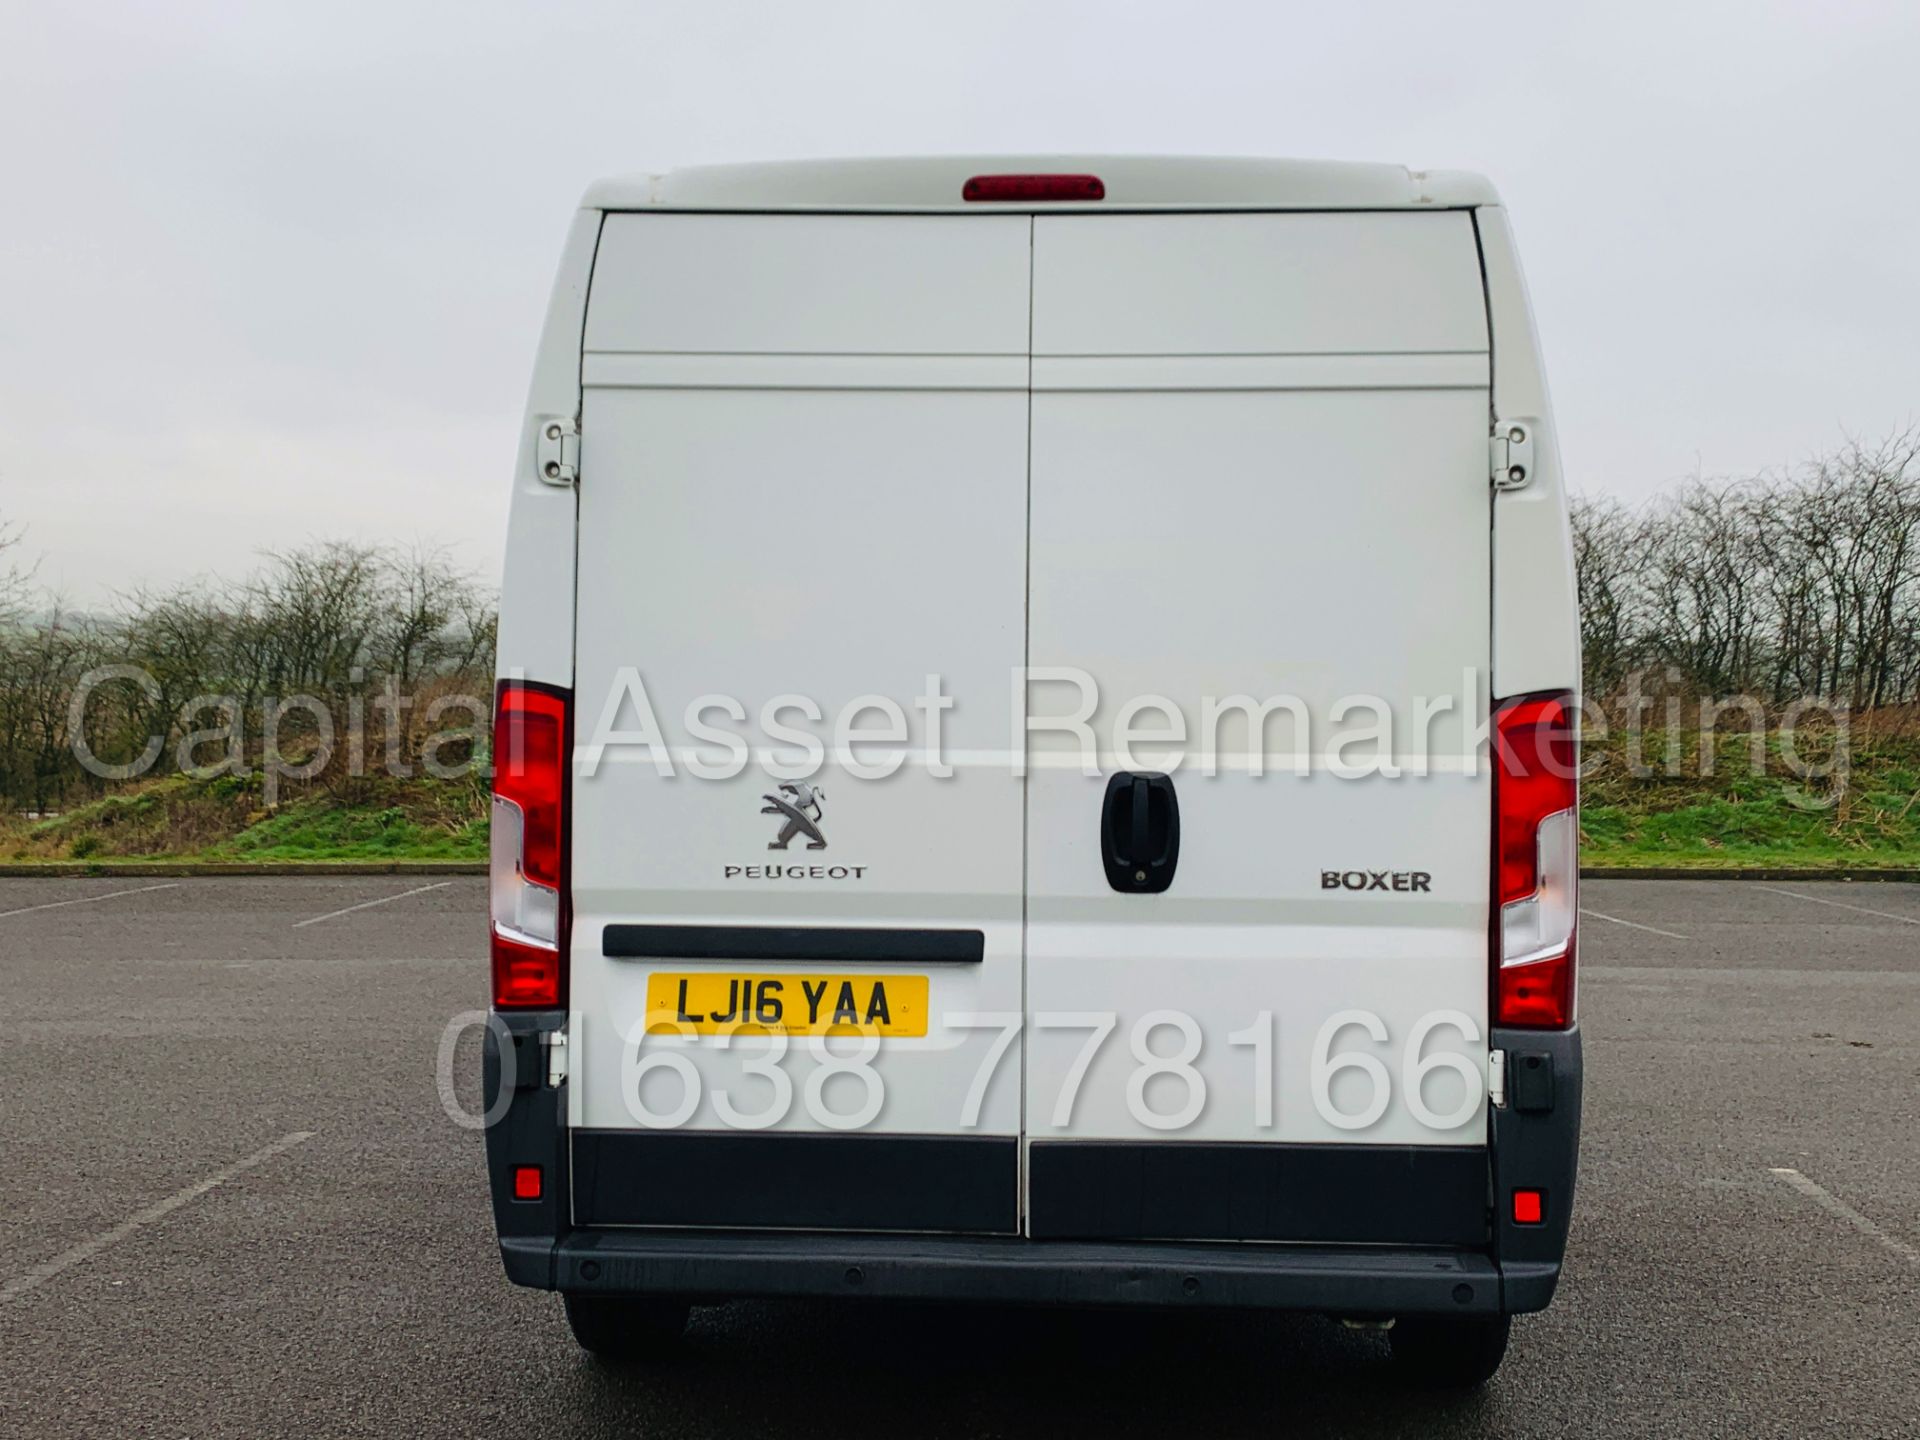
[
  {"x1": 1578, "y1": 721, "x2": 1920, "y2": 870},
  {"x1": 1, "y1": 772, "x2": 487, "y2": 865}
]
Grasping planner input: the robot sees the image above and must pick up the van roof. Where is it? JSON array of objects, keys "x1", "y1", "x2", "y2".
[{"x1": 581, "y1": 156, "x2": 1499, "y2": 213}]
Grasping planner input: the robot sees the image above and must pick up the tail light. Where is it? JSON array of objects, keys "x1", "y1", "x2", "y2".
[
  {"x1": 492, "y1": 681, "x2": 569, "y2": 1008},
  {"x1": 1493, "y1": 691, "x2": 1578, "y2": 1028}
]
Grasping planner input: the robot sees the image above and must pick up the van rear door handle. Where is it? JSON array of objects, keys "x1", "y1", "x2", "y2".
[{"x1": 1101, "y1": 772, "x2": 1180, "y2": 893}]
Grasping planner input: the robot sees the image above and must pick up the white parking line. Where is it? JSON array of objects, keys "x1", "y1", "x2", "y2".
[
  {"x1": 1579, "y1": 907, "x2": 1688, "y2": 940},
  {"x1": 1769, "y1": 1168, "x2": 1920, "y2": 1266},
  {"x1": 0, "y1": 882, "x2": 179, "y2": 921},
  {"x1": 1753, "y1": 885, "x2": 1920, "y2": 926},
  {"x1": 292, "y1": 881, "x2": 453, "y2": 929},
  {"x1": 0, "y1": 1131, "x2": 317, "y2": 1303}
]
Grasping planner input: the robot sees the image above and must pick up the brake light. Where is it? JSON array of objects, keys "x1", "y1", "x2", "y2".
[
  {"x1": 1493, "y1": 691, "x2": 1578, "y2": 1028},
  {"x1": 492, "y1": 682, "x2": 569, "y2": 1008},
  {"x1": 962, "y1": 173, "x2": 1105, "y2": 202}
]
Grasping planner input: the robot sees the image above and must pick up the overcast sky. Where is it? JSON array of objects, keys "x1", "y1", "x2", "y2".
[{"x1": 3, "y1": 0, "x2": 1916, "y2": 603}]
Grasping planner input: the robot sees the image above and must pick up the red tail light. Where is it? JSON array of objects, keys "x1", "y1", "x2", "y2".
[
  {"x1": 962, "y1": 173, "x2": 1105, "y2": 202},
  {"x1": 1493, "y1": 692, "x2": 1578, "y2": 1028},
  {"x1": 491, "y1": 682, "x2": 569, "y2": 1008}
]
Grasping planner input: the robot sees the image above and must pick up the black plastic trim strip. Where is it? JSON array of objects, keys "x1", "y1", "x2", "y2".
[
  {"x1": 571, "y1": 1131, "x2": 1018, "y2": 1234},
  {"x1": 602, "y1": 924, "x2": 985, "y2": 964},
  {"x1": 1027, "y1": 1141, "x2": 1490, "y2": 1246}
]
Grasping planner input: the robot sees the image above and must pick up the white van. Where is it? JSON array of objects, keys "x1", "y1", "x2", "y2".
[{"x1": 483, "y1": 156, "x2": 1583, "y2": 1387}]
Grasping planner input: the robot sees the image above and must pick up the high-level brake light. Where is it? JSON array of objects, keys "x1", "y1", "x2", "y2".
[
  {"x1": 491, "y1": 682, "x2": 569, "y2": 1008},
  {"x1": 1493, "y1": 692, "x2": 1578, "y2": 1028},
  {"x1": 962, "y1": 173, "x2": 1105, "y2": 202}
]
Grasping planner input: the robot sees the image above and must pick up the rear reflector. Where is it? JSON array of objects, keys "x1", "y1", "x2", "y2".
[
  {"x1": 493, "y1": 933, "x2": 563, "y2": 1009},
  {"x1": 491, "y1": 682, "x2": 570, "y2": 1009},
  {"x1": 1512, "y1": 1188, "x2": 1544, "y2": 1225},
  {"x1": 1493, "y1": 692, "x2": 1578, "y2": 1028},
  {"x1": 1496, "y1": 948, "x2": 1573, "y2": 1030},
  {"x1": 511, "y1": 1165, "x2": 543, "y2": 1201},
  {"x1": 962, "y1": 173, "x2": 1105, "y2": 202}
]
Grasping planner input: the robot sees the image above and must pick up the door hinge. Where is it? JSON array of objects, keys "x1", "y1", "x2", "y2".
[
  {"x1": 536, "y1": 415, "x2": 579, "y2": 487},
  {"x1": 1488, "y1": 1048, "x2": 1508, "y2": 1109},
  {"x1": 1490, "y1": 419, "x2": 1538, "y2": 491},
  {"x1": 544, "y1": 1028, "x2": 568, "y2": 1087}
]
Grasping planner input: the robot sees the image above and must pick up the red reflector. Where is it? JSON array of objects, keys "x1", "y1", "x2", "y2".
[
  {"x1": 511, "y1": 1165, "x2": 543, "y2": 1201},
  {"x1": 1512, "y1": 1189, "x2": 1544, "y2": 1225},
  {"x1": 492, "y1": 932, "x2": 562, "y2": 1008},
  {"x1": 1498, "y1": 948, "x2": 1574, "y2": 1029},
  {"x1": 963, "y1": 173, "x2": 1105, "y2": 202}
]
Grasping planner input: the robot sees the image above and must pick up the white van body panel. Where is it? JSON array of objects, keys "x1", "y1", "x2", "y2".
[
  {"x1": 582, "y1": 155, "x2": 1499, "y2": 212},
  {"x1": 567, "y1": 214, "x2": 1031, "y2": 1138},
  {"x1": 1032, "y1": 211, "x2": 1488, "y2": 356},
  {"x1": 1481, "y1": 206, "x2": 1582, "y2": 699},
  {"x1": 496, "y1": 208, "x2": 598, "y2": 688},
  {"x1": 1024, "y1": 213, "x2": 1491, "y2": 1147},
  {"x1": 585, "y1": 213, "x2": 1031, "y2": 356}
]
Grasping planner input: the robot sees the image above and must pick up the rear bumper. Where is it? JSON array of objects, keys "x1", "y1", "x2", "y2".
[
  {"x1": 506, "y1": 1228, "x2": 1557, "y2": 1316},
  {"x1": 483, "y1": 1014, "x2": 1579, "y2": 1319}
]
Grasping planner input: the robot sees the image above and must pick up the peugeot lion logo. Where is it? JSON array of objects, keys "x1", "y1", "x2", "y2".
[{"x1": 761, "y1": 781, "x2": 827, "y2": 851}]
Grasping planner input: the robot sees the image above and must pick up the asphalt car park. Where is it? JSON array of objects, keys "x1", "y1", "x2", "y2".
[{"x1": 1, "y1": 876, "x2": 1916, "y2": 1437}]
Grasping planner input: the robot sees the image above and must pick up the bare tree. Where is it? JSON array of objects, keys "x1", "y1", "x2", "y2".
[
  {"x1": 1570, "y1": 493, "x2": 1646, "y2": 695},
  {"x1": 374, "y1": 545, "x2": 484, "y2": 689},
  {"x1": 0, "y1": 532, "x2": 501, "y2": 810},
  {"x1": 1573, "y1": 426, "x2": 1920, "y2": 709},
  {"x1": 0, "y1": 518, "x2": 33, "y2": 627}
]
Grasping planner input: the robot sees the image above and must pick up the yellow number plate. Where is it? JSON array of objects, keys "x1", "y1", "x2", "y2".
[{"x1": 644, "y1": 973, "x2": 930, "y2": 1037}]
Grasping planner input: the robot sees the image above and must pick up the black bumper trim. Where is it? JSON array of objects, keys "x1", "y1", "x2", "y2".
[
  {"x1": 531, "y1": 1229, "x2": 1520, "y2": 1315},
  {"x1": 571, "y1": 1130, "x2": 1019, "y2": 1233},
  {"x1": 1028, "y1": 1141, "x2": 1489, "y2": 1246}
]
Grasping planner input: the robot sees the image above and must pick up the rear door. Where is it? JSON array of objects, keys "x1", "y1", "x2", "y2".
[
  {"x1": 1021, "y1": 212, "x2": 1496, "y2": 1242},
  {"x1": 567, "y1": 213, "x2": 1030, "y2": 1233}
]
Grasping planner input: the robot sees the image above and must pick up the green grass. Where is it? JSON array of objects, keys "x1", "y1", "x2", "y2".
[
  {"x1": 3, "y1": 772, "x2": 487, "y2": 864},
  {"x1": 207, "y1": 802, "x2": 486, "y2": 862},
  {"x1": 1578, "y1": 723, "x2": 1920, "y2": 869}
]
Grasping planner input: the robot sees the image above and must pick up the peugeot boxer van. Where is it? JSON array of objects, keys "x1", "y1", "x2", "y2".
[{"x1": 483, "y1": 156, "x2": 1582, "y2": 1387}]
